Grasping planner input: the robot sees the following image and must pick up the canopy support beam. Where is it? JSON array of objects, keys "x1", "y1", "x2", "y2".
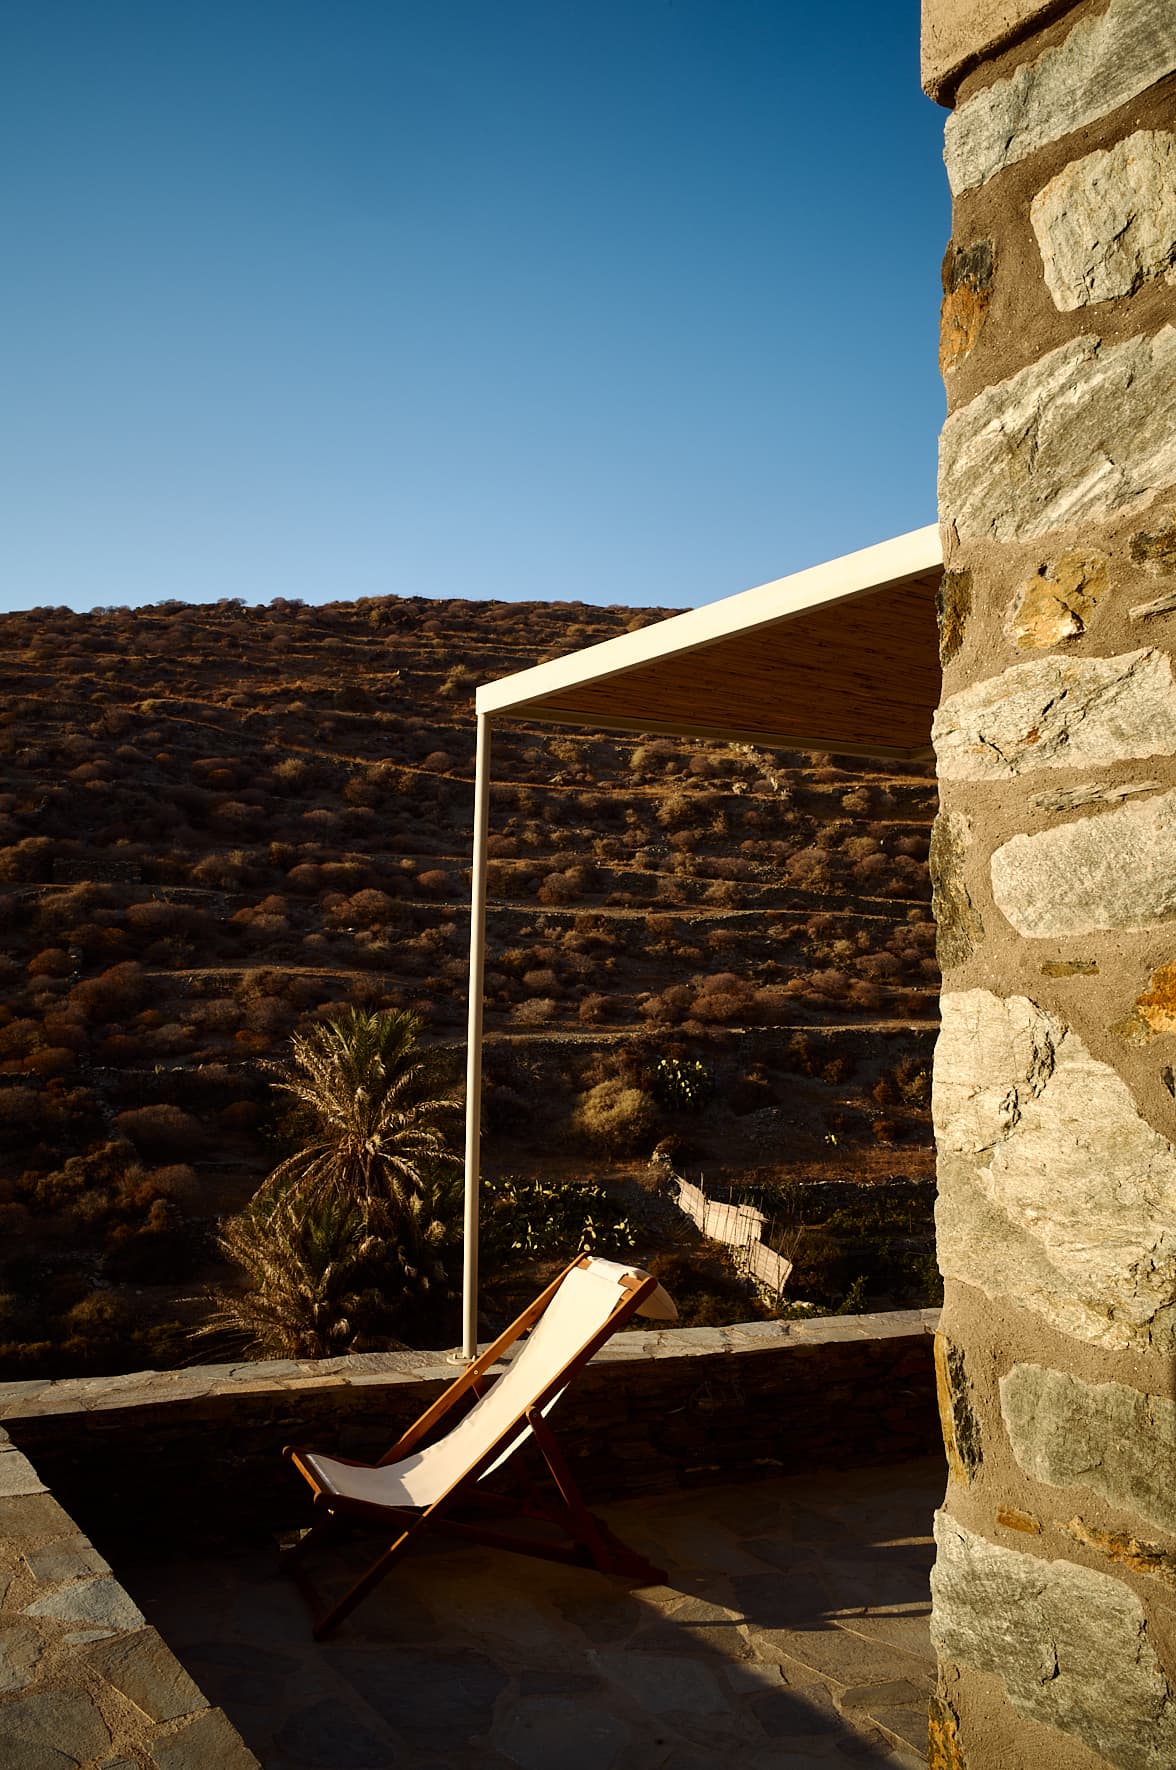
[{"x1": 460, "y1": 712, "x2": 492, "y2": 1361}]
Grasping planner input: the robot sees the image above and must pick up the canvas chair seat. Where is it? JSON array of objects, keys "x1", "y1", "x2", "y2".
[{"x1": 282, "y1": 1254, "x2": 676, "y2": 1637}]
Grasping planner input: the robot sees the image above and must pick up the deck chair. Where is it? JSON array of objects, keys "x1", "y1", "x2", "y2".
[{"x1": 282, "y1": 1253, "x2": 677, "y2": 1638}]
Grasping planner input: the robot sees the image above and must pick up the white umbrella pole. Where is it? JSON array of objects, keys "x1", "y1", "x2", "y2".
[{"x1": 460, "y1": 712, "x2": 492, "y2": 1361}]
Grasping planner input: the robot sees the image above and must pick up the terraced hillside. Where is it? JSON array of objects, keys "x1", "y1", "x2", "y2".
[{"x1": 0, "y1": 593, "x2": 939, "y2": 1370}]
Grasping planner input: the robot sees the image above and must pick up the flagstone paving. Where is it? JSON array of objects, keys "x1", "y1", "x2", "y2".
[{"x1": 119, "y1": 1457, "x2": 942, "y2": 1770}]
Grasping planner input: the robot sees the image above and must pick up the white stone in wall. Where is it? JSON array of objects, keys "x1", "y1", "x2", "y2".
[
  {"x1": 934, "y1": 990, "x2": 1176, "y2": 1352},
  {"x1": 931, "y1": 1512, "x2": 1176, "y2": 1769},
  {"x1": 944, "y1": 0, "x2": 1176, "y2": 196},
  {"x1": 934, "y1": 650, "x2": 1176, "y2": 780},
  {"x1": 939, "y1": 329, "x2": 1176, "y2": 543},
  {"x1": 999, "y1": 1364, "x2": 1176, "y2": 1535},
  {"x1": 1032, "y1": 131, "x2": 1176, "y2": 310},
  {"x1": 991, "y1": 787, "x2": 1176, "y2": 936}
]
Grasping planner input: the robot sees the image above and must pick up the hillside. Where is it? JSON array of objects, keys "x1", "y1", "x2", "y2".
[{"x1": 0, "y1": 592, "x2": 939, "y2": 1372}]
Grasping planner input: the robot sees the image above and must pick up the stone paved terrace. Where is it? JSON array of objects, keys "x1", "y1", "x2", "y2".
[{"x1": 116, "y1": 1456, "x2": 943, "y2": 1770}]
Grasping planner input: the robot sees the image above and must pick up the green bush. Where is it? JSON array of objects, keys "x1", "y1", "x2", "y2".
[
  {"x1": 482, "y1": 1173, "x2": 636, "y2": 1262},
  {"x1": 652, "y1": 1056, "x2": 714, "y2": 1112}
]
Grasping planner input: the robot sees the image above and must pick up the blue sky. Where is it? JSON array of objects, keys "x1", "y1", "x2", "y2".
[{"x1": 1, "y1": 3, "x2": 949, "y2": 615}]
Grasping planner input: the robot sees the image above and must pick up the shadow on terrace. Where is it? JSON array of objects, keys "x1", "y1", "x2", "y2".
[{"x1": 123, "y1": 1455, "x2": 940, "y2": 1769}]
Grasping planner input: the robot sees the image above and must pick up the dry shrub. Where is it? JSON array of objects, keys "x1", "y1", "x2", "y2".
[
  {"x1": 287, "y1": 863, "x2": 322, "y2": 893},
  {"x1": 320, "y1": 860, "x2": 370, "y2": 890},
  {"x1": 536, "y1": 872, "x2": 576, "y2": 906},
  {"x1": 197, "y1": 998, "x2": 240, "y2": 1034},
  {"x1": 0, "y1": 1019, "x2": 40, "y2": 1061},
  {"x1": 803, "y1": 968, "x2": 850, "y2": 1003},
  {"x1": 0, "y1": 837, "x2": 54, "y2": 882},
  {"x1": 512, "y1": 997, "x2": 556, "y2": 1026},
  {"x1": 521, "y1": 968, "x2": 557, "y2": 995},
  {"x1": 114, "y1": 1104, "x2": 206, "y2": 1160},
  {"x1": 690, "y1": 972, "x2": 753, "y2": 1024},
  {"x1": 24, "y1": 1047, "x2": 76, "y2": 1079},
  {"x1": 571, "y1": 1080, "x2": 658, "y2": 1155},
  {"x1": 149, "y1": 1163, "x2": 200, "y2": 1204},
  {"x1": 345, "y1": 888, "x2": 398, "y2": 927},
  {"x1": 28, "y1": 948, "x2": 71, "y2": 978},
  {"x1": 640, "y1": 985, "x2": 692, "y2": 1026},
  {"x1": 68, "y1": 961, "x2": 146, "y2": 1024},
  {"x1": 41, "y1": 1012, "x2": 88, "y2": 1052},
  {"x1": 578, "y1": 994, "x2": 610, "y2": 1025},
  {"x1": 191, "y1": 851, "x2": 250, "y2": 889}
]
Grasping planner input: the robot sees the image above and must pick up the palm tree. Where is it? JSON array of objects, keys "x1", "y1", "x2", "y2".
[
  {"x1": 205, "y1": 1007, "x2": 463, "y2": 1357},
  {"x1": 260, "y1": 1006, "x2": 461, "y2": 1212},
  {"x1": 208, "y1": 1191, "x2": 382, "y2": 1359}
]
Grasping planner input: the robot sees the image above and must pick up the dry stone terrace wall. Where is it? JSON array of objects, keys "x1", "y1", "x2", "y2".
[{"x1": 924, "y1": 0, "x2": 1176, "y2": 1764}]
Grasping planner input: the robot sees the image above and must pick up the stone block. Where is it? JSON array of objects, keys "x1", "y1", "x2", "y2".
[
  {"x1": 934, "y1": 990, "x2": 1176, "y2": 1352},
  {"x1": 995, "y1": 1505, "x2": 1042, "y2": 1535},
  {"x1": 1131, "y1": 588, "x2": 1176, "y2": 622},
  {"x1": 922, "y1": 0, "x2": 1075, "y2": 103},
  {"x1": 933, "y1": 1335, "x2": 982, "y2": 1485},
  {"x1": 87, "y1": 1627, "x2": 208, "y2": 1724},
  {"x1": 1132, "y1": 516, "x2": 1176, "y2": 569},
  {"x1": 0, "y1": 1450, "x2": 47, "y2": 1499},
  {"x1": 943, "y1": 0, "x2": 1176, "y2": 195},
  {"x1": 1030, "y1": 780, "x2": 1160, "y2": 813},
  {"x1": 148, "y1": 1707, "x2": 259, "y2": 1769},
  {"x1": 931, "y1": 1511, "x2": 1176, "y2": 1768},
  {"x1": 940, "y1": 328, "x2": 1176, "y2": 543},
  {"x1": 1060, "y1": 1517, "x2": 1176, "y2": 1588},
  {"x1": 936, "y1": 569, "x2": 972, "y2": 665},
  {"x1": 940, "y1": 242, "x2": 993, "y2": 373},
  {"x1": 0, "y1": 1621, "x2": 44, "y2": 1695},
  {"x1": 23, "y1": 1539, "x2": 109, "y2": 1584},
  {"x1": 936, "y1": 648, "x2": 1176, "y2": 780},
  {"x1": 25, "y1": 1574, "x2": 145, "y2": 1633},
  {"x1": 1000, "y1": 1363, "x2": 1176, "y2": 1534},
  {"x1": 1005, "y1": 551, "x2": 1106, "y2": 649},
  {"x1": 0, "y1": 1691, "x2": 112, "y2": 1765},
  {"x1": 926, "y1": 1691, "x2": 965, "y2": 1770},
  {"x1": 929, "y1": 812, "x2": 983, "y2": 971},
  {"x1": 990, "y1": 785, "x2": 1176, "y2": 936},
  {"x1": 0, "y1": 1494, "x2": 78, "y2": 1540},
  {"x1": 1032, "y1": 130, "x2": 1176, "y2": 310}
]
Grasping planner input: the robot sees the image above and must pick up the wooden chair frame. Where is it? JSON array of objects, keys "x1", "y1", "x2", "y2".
[{"x1": 282, "y1": 1254, "x2": 667, "y2": 1638}]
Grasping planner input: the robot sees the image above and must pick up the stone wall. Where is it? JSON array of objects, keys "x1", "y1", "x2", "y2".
[
  {"x1": 924, "y1": 2, "x2": 1176, "y2": 1765},
  {"x1": 0, "y1": 1313, "x2": 938, "y2": 1551}
]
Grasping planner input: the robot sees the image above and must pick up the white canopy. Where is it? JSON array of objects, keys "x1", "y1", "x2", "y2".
[{"x1": 459, "y1": 524, "x2": 944, "y2": 1356}]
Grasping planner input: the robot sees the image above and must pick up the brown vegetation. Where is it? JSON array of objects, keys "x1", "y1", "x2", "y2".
[{"x1": 0, "y1": 589, "x2": 938, "y2": 1374}]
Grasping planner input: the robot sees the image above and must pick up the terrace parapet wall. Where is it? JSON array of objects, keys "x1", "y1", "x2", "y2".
[
  {"x1": 0, "y1": 1312, "x2": 939, "y2": 1550},
  {"x1": 924, "y1": 2, "x2": 1176, "y2": 1765}
]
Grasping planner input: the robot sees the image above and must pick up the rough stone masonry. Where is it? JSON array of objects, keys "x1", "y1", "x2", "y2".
[{"x1": 922, "y1": 0, "x2": 1176, "y2": 1766}]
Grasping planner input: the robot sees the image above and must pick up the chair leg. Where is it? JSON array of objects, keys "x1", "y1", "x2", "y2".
[
  {"x1": 525, "y1": 1409, "x2": 667, "y2": 1586},
  {"x1": 279, "y1": 1510, "x2": 340, "y2": 1570},
  {"x1": 310, "y1": 1509, "x2": 436, "y2": 1640}
]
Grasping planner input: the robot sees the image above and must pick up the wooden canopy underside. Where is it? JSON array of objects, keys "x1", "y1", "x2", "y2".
[{"x1": 488, "y1": 565, "x2": 943, "y2": 760}]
